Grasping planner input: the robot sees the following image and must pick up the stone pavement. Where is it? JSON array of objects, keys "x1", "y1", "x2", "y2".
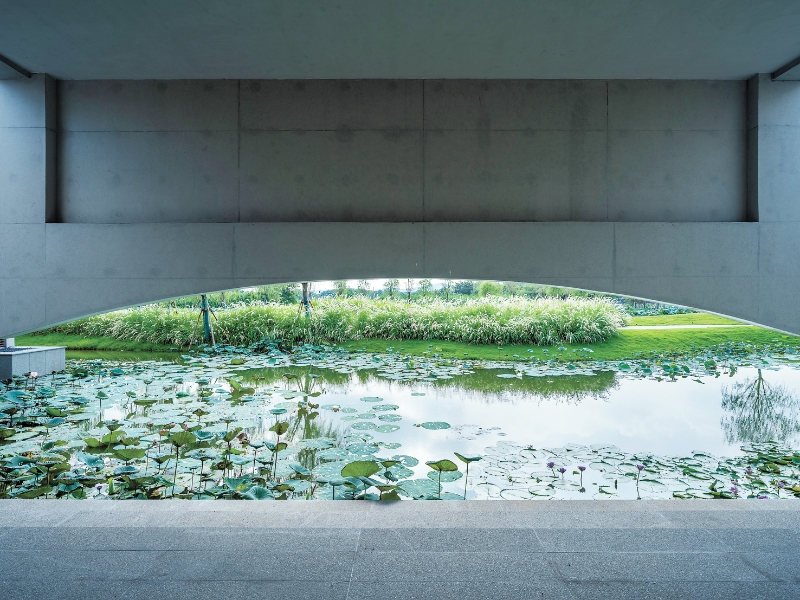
[{"x1": 0, "y1": 500, "x2": 798, "y2": 599}]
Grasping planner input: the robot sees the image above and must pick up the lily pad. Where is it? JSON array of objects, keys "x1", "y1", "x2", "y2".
[
  {"x1": 420, "y1": 421, "x2": 451, "y2": 430},
  {"x1": 350, "y1": 422, "x2": 377, "y2": 431},
  {"x1": 374, "y1": 424, "x2": 400, "y2": 433},
  {"x1": 378, "y1": 414, "x2": 402, "y2": 422}
]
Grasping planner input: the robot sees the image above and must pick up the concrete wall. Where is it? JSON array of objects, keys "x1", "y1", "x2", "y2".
[
  {"x1": 56, "y1": 79, "x2": 747, "y2": 223},
  {"x1": 0, "y1": 74, "x2": 55, "y2": 223},
  {"x1": 2, "y1": 75, "x2": 799, "y2": 337}
]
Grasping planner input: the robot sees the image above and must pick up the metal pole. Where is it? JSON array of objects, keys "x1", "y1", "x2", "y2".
[
  {"x1": 301, "y1": 283, "x2": 311, "y2": 318},
  {"x1": 200, "y1": 294, "x2": 212, "y2": 342}
]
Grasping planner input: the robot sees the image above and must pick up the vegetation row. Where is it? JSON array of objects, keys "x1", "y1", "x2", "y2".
[{"x1": 51, "y1": 297, "x2": 627, "y2": 347}]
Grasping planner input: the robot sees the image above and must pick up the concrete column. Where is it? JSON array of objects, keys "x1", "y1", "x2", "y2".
[
  {"x1": 0, "y1": 74, "x2": 54, "y2": 335},
  {"x1": 748, "y1": 73, "x2": 800, "y2": 331},
  {"x1": 0, "y1": 74, "x2": 57, "y2": 223}
]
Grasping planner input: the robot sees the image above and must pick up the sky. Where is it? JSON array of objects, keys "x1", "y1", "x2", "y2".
[{"x1": 307, "y1": 279, "x2": 451, "y2": 292}]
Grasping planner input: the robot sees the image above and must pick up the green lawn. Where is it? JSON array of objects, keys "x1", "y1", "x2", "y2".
[
  {"x1": 334, "y1": 327, "x2": 799, "y2": 361},
  {"x1": 19, "y1": 320, "x2": 800, "y2": 363},
  {"x1": 627, "y1": 313, "x2": 742, "y2": 326},
  {"x1": 16, "y1": 333, "x2": 173, "y2": 353}
]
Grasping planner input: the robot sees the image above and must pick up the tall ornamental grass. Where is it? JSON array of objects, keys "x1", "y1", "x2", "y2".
[{"x1": 52, "y1": 297, "x2": 628, "y2": 347}]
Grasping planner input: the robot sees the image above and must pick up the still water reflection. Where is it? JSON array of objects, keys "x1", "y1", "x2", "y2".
[{"x1": 239, "y1": 364, "x2": 800, "y2": 457}]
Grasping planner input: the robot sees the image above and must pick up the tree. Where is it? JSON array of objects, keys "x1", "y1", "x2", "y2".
[
  {"x1": 721, "y1": 369, "x2": 800, "y2": 444},
  {"x1": 419, "y1": 279, "x2": 432, "y2": 296},
  {"x1": 453, "y1": 280, "x2": 474, "y2": 295},
  {"x1": 442, "y1": 279, "x2": 453, "y2": 301},
  {"x1": 477, "y1": 281, "x2": 502, "y2": 297},
  {"x1": 333, "y1": 281, "x2": 349, "y2": 297},
  {"x1": 383, "y1": 279, "x2": 400, "y2": 299},
  {"x1": 280, "y1": 284, "x2": 298, "y2": 305},
  {"x1": 405, "y1": 279, "x2": 415, "y2": 302},
  {"x1": 357, "y1": 280, "x2": 371, "y2": 296}
]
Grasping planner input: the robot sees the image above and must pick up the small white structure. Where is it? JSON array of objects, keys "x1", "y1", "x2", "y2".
[{"x1": 0, "y1": 339, "x2": 65, "y2": 380}]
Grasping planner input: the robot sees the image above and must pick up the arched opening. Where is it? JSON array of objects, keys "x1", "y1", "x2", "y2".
[{"x1": 3, "y1": 278, "x2": 798, "y2": 501}]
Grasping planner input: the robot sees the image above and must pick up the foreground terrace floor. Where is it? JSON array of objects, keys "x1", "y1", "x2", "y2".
[{"x1": 1, "y1": 500, "x2": 799, "y2": 599}]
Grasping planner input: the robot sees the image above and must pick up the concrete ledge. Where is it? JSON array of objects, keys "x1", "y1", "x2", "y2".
[
  {"x1": 0, "y1": 345, "x2": 65, "y2": 379},
  {"x1": 0, "y1": 499, "x2": 798, "y2": 529},
  {"x1": 0, "y1": 501, "x2": 797, "y2": 599}
]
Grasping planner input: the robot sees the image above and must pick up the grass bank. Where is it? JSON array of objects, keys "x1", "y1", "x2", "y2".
[
  {"x1": 16, "y1": 333, "x2": 172, "y2": 353},
  {"x1": 48, "y1": 297, "x2": 626, "y2": 347},
  {"x1": 21, "y1": 324, "x2": 800, "y2": 362},
  {"x1": 336, "y1": 326, "x2": 799, "y2": 361},
  {"x1": 628, "y1": 313, "x2": 742, "y2": 326}
]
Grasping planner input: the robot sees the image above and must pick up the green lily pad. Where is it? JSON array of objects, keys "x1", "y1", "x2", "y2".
[
  {"x1": 427, "y1": 470, "x2": 463, "y2": 482},
  {"x1": 374, "y1": 424, "x2": 400, "y2": 433},
  {"x1": 421, "y1": 421, "x2": 451, "y2": 430},
  {"x1": 378, "y1": 414, "x2": 402, "y2": 422},
  {"x1": 350, "y1": 422, "x2": 376, "y2": 431}
]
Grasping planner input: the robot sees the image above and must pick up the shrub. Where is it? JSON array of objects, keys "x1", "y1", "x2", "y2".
[{"x1": 52, "y1": 297, "x2": 627, "y2": 348}]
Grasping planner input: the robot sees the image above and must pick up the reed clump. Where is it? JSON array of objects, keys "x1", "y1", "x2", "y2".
[{"x1": 52, "y1": 297, "x2": 627, "y2": 347}]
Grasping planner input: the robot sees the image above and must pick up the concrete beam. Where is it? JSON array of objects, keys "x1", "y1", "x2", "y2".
[
  {"x1": 772, "y1": 55, "x2": 800, "y2": 80},
  {"x1": 0, "y1": 52, "x2": 30, "y2": 79},
  {"x1": 0, "y1": 221, "x2": 795, "y2": 337}
]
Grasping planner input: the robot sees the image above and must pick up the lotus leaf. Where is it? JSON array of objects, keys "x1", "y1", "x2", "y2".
[
  {"x1": 378, "y1": 414, "x2": 402, "y2": 422},
  {"x1": 420, "y1": 421, "x2": 451, "y2": 430},
  {"x1": 115, "y1": 448, "x2": 146, "y2": 462},
  {"x1": 340, "y1": 460, "x2": 381, "y2": 479},
  {"x1": 350, "y1": 422, "x2": 376, "y2": 431},
  {"x1": 374, "y1": 425, "x2": 400, "y2": 433},
  {"x1": 242, "y1": 485, "x2": 273, "y2": 500},
  {"x1": 269, "y1": 422, "x2": 289, "y2": 436}
]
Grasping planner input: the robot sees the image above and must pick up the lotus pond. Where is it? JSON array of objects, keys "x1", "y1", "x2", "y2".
[{"x1": 2, "y1": 340, "x2": 800, "y2": 501}]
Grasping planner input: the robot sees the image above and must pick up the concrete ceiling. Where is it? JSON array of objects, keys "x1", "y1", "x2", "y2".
[{"x1": 1, "y1": 0, "x2": 800, "y2": 80}]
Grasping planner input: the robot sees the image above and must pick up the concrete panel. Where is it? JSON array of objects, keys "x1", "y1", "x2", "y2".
[
  {"x1": 756, "y1": 125, "x2": 800, "y2": 222},
  {"x1": 0, "y1": 224, "x2": 45, "y2": 278},
  {"x1": 746, "y1": 75, "x2": 759, "y2": 131},
  {"x1": 614, "y1": 223, "x2": 759, "y2": 278},
  {"x1": 0, "y1": 75, "x2": 47, "y2": 128},
  {"x1": 233, "y1": 223, "x2": 425, "y2": 281},
  {"x1": 614, "y1": 276, "x2": 760, "y2": 322},
  {"x1": 753, "y1": 77, "x2": 800, "y2": 127},
  {"x1": 44, "y1": 74, "x2": 56, "y2": 132},
  {"x1": 759, "y1": 222, "x2": 800, "y2": 277},
  {"x1": 0, "y1": 278, "x2": 46, "y2": 336},
  {"x1": 43, "y1": 278, "x2": 237, "y2": 327},
  {"x1": 609, "y1": 80, "x2": 745, "y2": 131},
  {"x1": 45, "y1": 224, "x2": 235, "y2": 280},
  {"x1": 59, "y1": 131, "x2": 238, "y2": 223},
  {"x1": 59, "y1": 80, "x2": 238, "y2": 132},
  {"x1": 240, "y1": 80, "x2": 422, "y2": 131},
  {"x1": 607, "y1": 129, "x2": 746, "y2": 221},
  {"x1": 45, "y1": 127, "x2": 57, "y2": 222},
  {"x1": 423, "y1": 222, "x2": 615, "y2": 280},
  {"x1": 0, "y1": 127, "x2": 47, "y2": 223},
  {"x1": 424, "y1": 80, "x2": 606, "y2": 131},
  {"x1": 758, "y1": 277, "x2": 800, "y2": 333},
  {"x1": 239, "y1": 130, "x2": 423, "y2": 222},
  {"x1": 424, "y1": 130, "x2": 606, "y2": 221},
  {"x1": 746, "y1": 126, "x2": 759, "y2": 221}
]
